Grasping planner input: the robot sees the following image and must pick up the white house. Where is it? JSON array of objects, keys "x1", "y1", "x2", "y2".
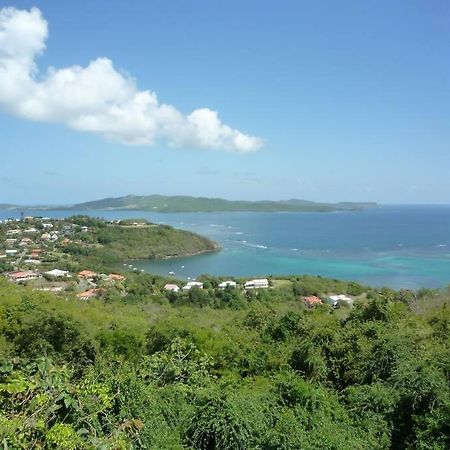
[
  {"x1": 327, "y1": 294, "x2": 353, "y2": 308},
  {"x1": 164, "y1": 283, "x2": 180, "y2": 292},
  {"x1": 218, "y1": 280, "x2": 237, "y2": 289},
  {"x1": 244, "y1": 278, "x2": 269, "y2": 289},
  {"x1": 6, "y1": 229, "x2": 21, "y2": 236},
  {"x1": 5, "y1": 249, "x2": 18, "y2": 256},
  {"x1": 42, "y1": 223, "x2": 54, "y2": 229},
  {"x1": 182, "y1": 281, "x2": 204, "y2": 291},
  {"x1": 45, "y1": 269, "x2": 71, "y2": 278}
]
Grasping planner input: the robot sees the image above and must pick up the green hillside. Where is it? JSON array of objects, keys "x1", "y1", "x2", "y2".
[
  {"x1": 69, "y1": 194, "x2": 378, "y2": 212},
  {"x1": 0, "y1": 274, "x2": 448, "y2": 448},
  {"x1": 61, "y1": 216, "x2": 220, "y2": 267}
]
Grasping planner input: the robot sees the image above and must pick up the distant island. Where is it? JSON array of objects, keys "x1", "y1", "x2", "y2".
[{"x1": 0, "y1": 195, "x2": 378, "y2": 213}]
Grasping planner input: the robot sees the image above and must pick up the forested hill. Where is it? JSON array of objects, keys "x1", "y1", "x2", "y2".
[
  {"x1": 63, "y1": 216, "x2": 219, "y2": 264},
  {"x1": 60, "y1": 195, "x2": 377, "y2": 212},
  {"x1": 0, "y1": 275, "x2": 448, "y2": 448}
]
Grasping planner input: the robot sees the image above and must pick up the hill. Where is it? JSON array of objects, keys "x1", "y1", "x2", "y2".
[
  {"x1": 69, "y1": 194, "x2": 378, "y2": 212},
  {"x1": 0, "y1": 274, "x2": 448, "y2": 448},
  {"x1": 0, "y1": 195, "x2": 378, "y2": 213}
]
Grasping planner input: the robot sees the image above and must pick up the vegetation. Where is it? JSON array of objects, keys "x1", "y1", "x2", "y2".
[
  {"x1": 62, "y1": 216, "x2": 219, "y2": 267},
  {"x1": 0, "y1": 273, "x2": 448, "y2": 449},
  {"x1": 0, "y1": 195, "x2": 378, "y2": 212}
]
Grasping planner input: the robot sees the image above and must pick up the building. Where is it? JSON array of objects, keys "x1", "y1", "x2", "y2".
[
  {"x1": 44, "y1": 269, "x2": 70, "y2": 278},
  {"x1": 42, "y1": 223, "x2": 54, "y2": 229},
  {"x1": 164, "y1": 283, "x2": 180, "y2": 292},
  {"x1": 6, "y1": 229, "x2": 21, "y2": 236},
  {"x1": 78, "y1": 270, "x2": 98, "y2": 280},
  {"x1": 244, "y1": 278, "x2": 269, "y2": 289},
  {"x1": 327, "y1": 294, "x2": 353, "y2": 308},
  {"x1": 182, "y1": 281, "x2": 204, "y2": 291},
  {"x1": 77, "y1": 289, "x2": 98, "y2": 300},
  {"x1": 218, "y1": 280, "x2": 237, "y2": 289},
  {"x1": 8, "y1": 271, "x2": 40, "y2": 282},
  {"x1": 108, "y1": 273, "x2": 126, "y2": 282},
  {"x1": 304, "y1": 296, "x2": 323, "y2": 307},
  {"x1": 5, "y1": 250, "x2": 18, "y2": 256}
]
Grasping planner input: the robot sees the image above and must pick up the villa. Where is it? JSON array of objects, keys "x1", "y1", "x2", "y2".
[
  {"x1": 218, "y1": 280, "x2": 237, "y2": 289},
  {"x1": 327, "y1": 294, "x2": 353, "y2": 308},
  {"x1": 45, "y1": 269, "x2": 71, "y2": 278},
  {"x1": 164, "y1": 283, "x2": 180, "y2": 292},
  {"x1": 78, "y1": 270, "x2": 98, "y2": 280},
  {"x1": 304, "y1": 296, "x2": 323, "y2": 307},
  {"x1": 244, "y1": 278, "x2": 269, "y2": 289},
  {"x1": 8, "y1": 271, "x2": 40, "y2": 282},
  {"x1": 182, "y1": 281, "x2": 204, "y2": 291}
]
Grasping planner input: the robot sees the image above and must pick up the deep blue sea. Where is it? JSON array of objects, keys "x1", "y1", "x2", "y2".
[{"x1": 1, "y1": 205, "x2": 450, "y2": 289}]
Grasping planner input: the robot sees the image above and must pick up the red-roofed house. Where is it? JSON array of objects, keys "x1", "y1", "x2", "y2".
[{"x1": 304, "y1": 296, "x2": 323, "y2": 307}]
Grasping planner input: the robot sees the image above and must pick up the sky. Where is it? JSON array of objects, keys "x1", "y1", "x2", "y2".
[{"x1": 1, "y1": 0, "x2": 449, "y2": 205}]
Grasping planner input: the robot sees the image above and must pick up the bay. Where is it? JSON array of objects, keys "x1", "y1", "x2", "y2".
[{"x1": 1, "y1": 205, "x2": 450, "y2": 289}]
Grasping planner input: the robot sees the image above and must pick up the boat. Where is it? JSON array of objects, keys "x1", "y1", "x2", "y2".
[{"x1": 168, "y1": 271, "x2": 175, "y2": 275}]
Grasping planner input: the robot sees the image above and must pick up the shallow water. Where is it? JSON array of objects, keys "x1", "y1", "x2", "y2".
[{"x1": 2, "y1": 205, "x2": 450, "y2": 289}]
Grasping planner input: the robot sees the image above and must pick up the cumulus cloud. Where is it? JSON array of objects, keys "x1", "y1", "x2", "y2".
[{"x1": 0, "y1": 7, "x2": 263, "y2": 151}]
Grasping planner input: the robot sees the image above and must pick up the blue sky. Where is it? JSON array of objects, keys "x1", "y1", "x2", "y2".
[{"x1": 1, "y1": 0, "x2": 449, "y2": 204}]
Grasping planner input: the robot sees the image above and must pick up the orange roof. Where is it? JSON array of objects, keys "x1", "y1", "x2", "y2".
[
  {"x1": 108, "y1": 273, "x2": 125, "y2": 281},
  {"x1": 78, "y1": 270, "x2": 98, "y2": 278},
  {"x1": 304, "y1": 296, "x2": 322, "y2": 305},
  {"x1": 77, "y1": 289, "x2": 98, "y2": 299},
  {"x1": 10, "y1": 271, "x2": 36, "y2": 279}
]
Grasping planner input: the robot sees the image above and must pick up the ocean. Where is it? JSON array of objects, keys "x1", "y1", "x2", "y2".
[{"x1": 1, "y1": 205, "x2": 450, "y2": 289}]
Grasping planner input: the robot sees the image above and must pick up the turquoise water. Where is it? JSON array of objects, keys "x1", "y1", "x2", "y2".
[{"x1": 1, "y1": 205, "x2": 450, "y2": 289}]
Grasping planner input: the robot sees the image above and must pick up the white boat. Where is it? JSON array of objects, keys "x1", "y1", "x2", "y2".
[{"x1": 168, "y1": 271, "x2": 175, "y2": 275}]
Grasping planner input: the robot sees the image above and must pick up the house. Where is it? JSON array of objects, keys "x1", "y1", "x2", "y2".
[
  {"x1": 327, "y1": 294, "x2": 353, "y2": 308},
  {"x1": 6, "y1": 238, "x2": 18, "y2": 245},
  {"x1": 218, "y1": 280, "x2": 237, "y2": 289},
  {"x1": 24, "y1": 228, "x2": 38, "y2": 234},
  {"x1": 41, "y1": 233, "x2": 51, "y2": 240},
  {"x1": 80, "y1": 226, "x2": 89, "y2": 232},
  {"x1": 78, "y1": 270, "x2": 98, "y2": 280},
  {"x1": 77, "y1": 289, "x2": 98, "y2": 300},
  {"x1": 29, "y1": 249, "x2": 42, "y2": 258},
  {"x1": 164, "y1": 283, "x2": 180, "y2": 292},
  {"x1": 108, "y1": 273, "x2": 126, "y2": 282},
  {"x1": 42, "y1": 223, "x2": 54, "y2": 229},
  {"x1": 20, "y1": 238, "x2": 32, "y2": 246},
  {"x1": 5, "y1": 249, "x2": 18, "y2": 256},
  {"x1": 8, "y1": 271, "x2": 40, "y2": 282},
  {"x1": 6, "y1": 229, "x2": 21, "y2": 236},
  {"x1": 24, "y1": 259, "x2": 41, "y2": 265},
  {"x1": 304, "y1": 296, "x2": 322, "y2": 307},
  {"x1": 44, "y1": 269, "x2": 70, "y2": 278},
  {"x1": 182, "y1": 281, "x2": 204, "y2": 291},
  {"x1": 244, "y1": 278, "x2": 269, "y2": 289}
]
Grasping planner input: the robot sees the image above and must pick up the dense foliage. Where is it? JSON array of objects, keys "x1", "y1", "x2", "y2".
[
  {"x1": 0, "y1": 275, "x2": 448, "y2": 449},
  {"x1": 61, "y1": 216, "x2": 219, "y2": 269}
]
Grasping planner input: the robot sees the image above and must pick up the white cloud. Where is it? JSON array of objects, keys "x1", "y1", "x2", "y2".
[{"x1": 0, "y1": 7, "x2": 263, "y2": 151}]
